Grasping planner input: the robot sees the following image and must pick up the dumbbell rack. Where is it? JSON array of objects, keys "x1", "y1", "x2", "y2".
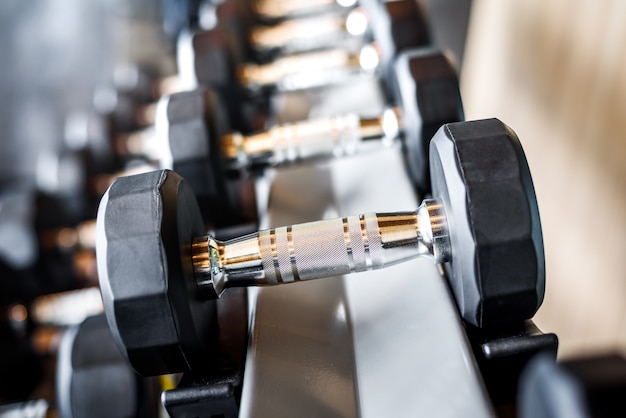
[
  {"x1": 154, "y1": 73, "x2": 549, "y2": 417},
  {"x1": 0, "y1": 1, "x2": 565, "y2": 417}
]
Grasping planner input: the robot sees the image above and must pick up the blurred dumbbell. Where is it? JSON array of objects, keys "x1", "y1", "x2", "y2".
[
  {"x1": 56, "y1": 314, "x2": 161, "y2": 418},
  {"x1": 178, "y1": 0, "x2": 430, "y2": 130},
  {"x1": 121, "y1": 47, "x2": 462, "y2": 214},
  {"x1": 113, "y1": 89, "x2": 249, "y2": 228},
  {"x1": 36, "y1": 220, "x2": 98, "y2": 287},
  {"x1": 247, "y1": 7, "x2": 371, "y2": 57},
  {"x1": 247, "y1": 0, "x2": 429, "y2": 65},
  {"x1": 224, "y1": 47, "x2": 463, "y2": 194},
  {"x1": 96, "y1": 118, "x2": 544, "y2": 376},
  {"x1": 183, "y1": 0, "x2": 427, "y2": 89},
  {"x1": 35, "y1": 164, "x2": 161, "y2": 291},
  {"x1": 519, "y1": 353, "x2": 626, "y2": 418}
]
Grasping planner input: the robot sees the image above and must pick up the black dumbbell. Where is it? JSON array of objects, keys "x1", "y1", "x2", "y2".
[
  {"x1": 123, "y1": 47, "x2": 462, "y2": 214},
  {"x1": 56, "y1": 314, "x2": 161, "y2": 418},
  {"x1": 96, "y1": 118, "x2": 544, "y2": 376},
  {"x1": 519, "y1": 353, "x2": 626, "y2": 418}
]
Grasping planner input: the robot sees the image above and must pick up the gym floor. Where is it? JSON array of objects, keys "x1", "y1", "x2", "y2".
[{"x1": 462, "y1": 0, "x2": 626, "y2": 358}]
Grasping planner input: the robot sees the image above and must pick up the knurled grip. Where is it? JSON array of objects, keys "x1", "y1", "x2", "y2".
[
  {"x1": 258, "y1": 213, "x2": 384, "y2": 284},
  {"x1": 197, "y1": 206, "x2": 440, "y2": 297}
]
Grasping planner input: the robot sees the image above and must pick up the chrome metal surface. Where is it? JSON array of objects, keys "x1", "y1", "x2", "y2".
[
  {"x1": 253, "y1": 0, "x2": 353, "y2": 20},
  {"x1": 239, "y1": 44, "x2": 379, "y2": 91},
  {"x1": 250, "y1": 10, "x2": 367, "y2": 54},
  {"x1": 222, "y1": 113, "x2": 362, "y2": 164},
  {"x1": 191, "y1": 200, "x2": 449, "y2": 298},
  {"x1": 222, "y1": 108, "x2": 401, "y2": 167}
]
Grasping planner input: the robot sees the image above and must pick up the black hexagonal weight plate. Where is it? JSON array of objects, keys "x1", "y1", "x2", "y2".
[
  {"x1": 157, "y1": 89, "x2": 241, "y2": 228},
  {"x1": 393, "y1": 48, "x2": 464, "y2": 197},
  {"x1": 429, "y1": 118, "x2": 545, "y2": 327},
  {"x1": 97, "y1": 169, "x2": 218, "y2": 376}
]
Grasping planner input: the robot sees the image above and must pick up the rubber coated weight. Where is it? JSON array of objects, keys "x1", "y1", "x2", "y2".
[
  {"x1": 519, "y1": 353, "x2": 626, "y2": 418},
  {"x1": 97, "y1": 170, "x2": 217, "y2": 376},
  {"x1": 156, "y1": 89, "x2": 240, "y2": 227},
  {"x1": 429, "y1": 118, "x2": 545, "y2": 327},
  {"x1": 177, "y1": 27, "x2": 249, "y2": 131},
  {"x1": 394, "y1": 48, "x2": 465, "y2": 197},
  {"x1": 56, "y1": 315, "x2": 153, "y2": 418},
  {"x1": 364, "y1": 0, "x2": 430, "y2": 94},
  {"x1": 178, "y1": 27, "x2": 239, "y2": 90}
]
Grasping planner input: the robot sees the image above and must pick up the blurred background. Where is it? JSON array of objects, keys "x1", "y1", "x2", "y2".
[
  {"x1": 0, "y1": 0, "x2": 625, "y2": 409},
  {"x1": 463, "y1": 0, "x2": 626, "y2": 358}
]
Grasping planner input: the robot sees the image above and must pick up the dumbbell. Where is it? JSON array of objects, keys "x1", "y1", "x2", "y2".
[
  {"x1": 519, "y1": 353, "x2": 626, "y2": 418},
  {"x1": 56, "y1": 314, "x2": 161, "y2": 418},
  {"x1": 123, "y1": 47, "x2": 462, "y2": 214},
  {"x1": 187, "y1": 0, "x2": 428, "y2": 87},
  {"x1": 97, "y1": 118, "x2": 544, "y2": 376},
  {"x1": 248, "y1": 7, "x2": 370, "y2": 56},
  {"x1": 227, "y1": 47, "x2": 462, "y2": 193},
  {"x1": 178, "y1": 0, "x2": 430, "y2": 130},
  {"x1": 246, "y1": 0, "x2": 429, "y2": 63}
]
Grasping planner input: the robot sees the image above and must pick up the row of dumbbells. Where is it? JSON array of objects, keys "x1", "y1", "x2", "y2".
[
  {"x1": 5, "y1": 0, "x2": 451, "y2": 304},
  {"x1": 91, "y1": 1, "x2": 555, "y2": 417},
  {"x1": 0, "y1": 0, "x2": 447, "y2": 415},
  {"x1": 79, "y1": 0, "x2": 548, "y2": 416},
  {"x1": 10, "y1": 0, "x2": 620, "y2": 416}
]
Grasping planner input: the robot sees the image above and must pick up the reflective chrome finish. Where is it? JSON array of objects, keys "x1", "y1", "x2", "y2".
[
  {"x1": 418, "y1": 199, "x2": 451, "y2": 264},
  {"x1": 191, "y1": 199, "x2": 450, "y2": 298},
  {"x1": 250, "y1": 9, "x2": 368, "y2": 54},
  {"x1": 253, "y1": 0, "x2": 354, "y2": 20},
  {"x1": 221, "y1": 107, "x2": 402, "y2": 167},
  {"x1": 238, "y1": 44, "x2": 379, "y2": 90}
]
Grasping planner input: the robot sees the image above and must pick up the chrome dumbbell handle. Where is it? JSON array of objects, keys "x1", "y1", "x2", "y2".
[
  {"x1": 222, "y1": 108, "x2": 401, "y2": 167},
  {"x1": 239, "y1": 44, "x2": 379, "y2": 89},
  {"x1": 192, "y1": 199, "x2": 450, "y2": 298},
  {"x1": 250, "y1": 8, "x2": 368, "y2": 53},
  {"x1": 254, "y1": 0, "x2": 354, "y2": 20}
]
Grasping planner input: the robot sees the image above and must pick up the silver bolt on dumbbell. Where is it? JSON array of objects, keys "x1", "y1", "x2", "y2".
[{"x1": 97, "y1": 119, "x2": 545, "y2": 376}]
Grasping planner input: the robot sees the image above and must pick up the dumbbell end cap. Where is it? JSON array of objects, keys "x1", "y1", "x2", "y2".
[
  {"x1": 430, "y1": 119, "x2": 545, "y2": 328},
  {"x1": 96, "y1": 170, "x2": 217, "y2": 376}
]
